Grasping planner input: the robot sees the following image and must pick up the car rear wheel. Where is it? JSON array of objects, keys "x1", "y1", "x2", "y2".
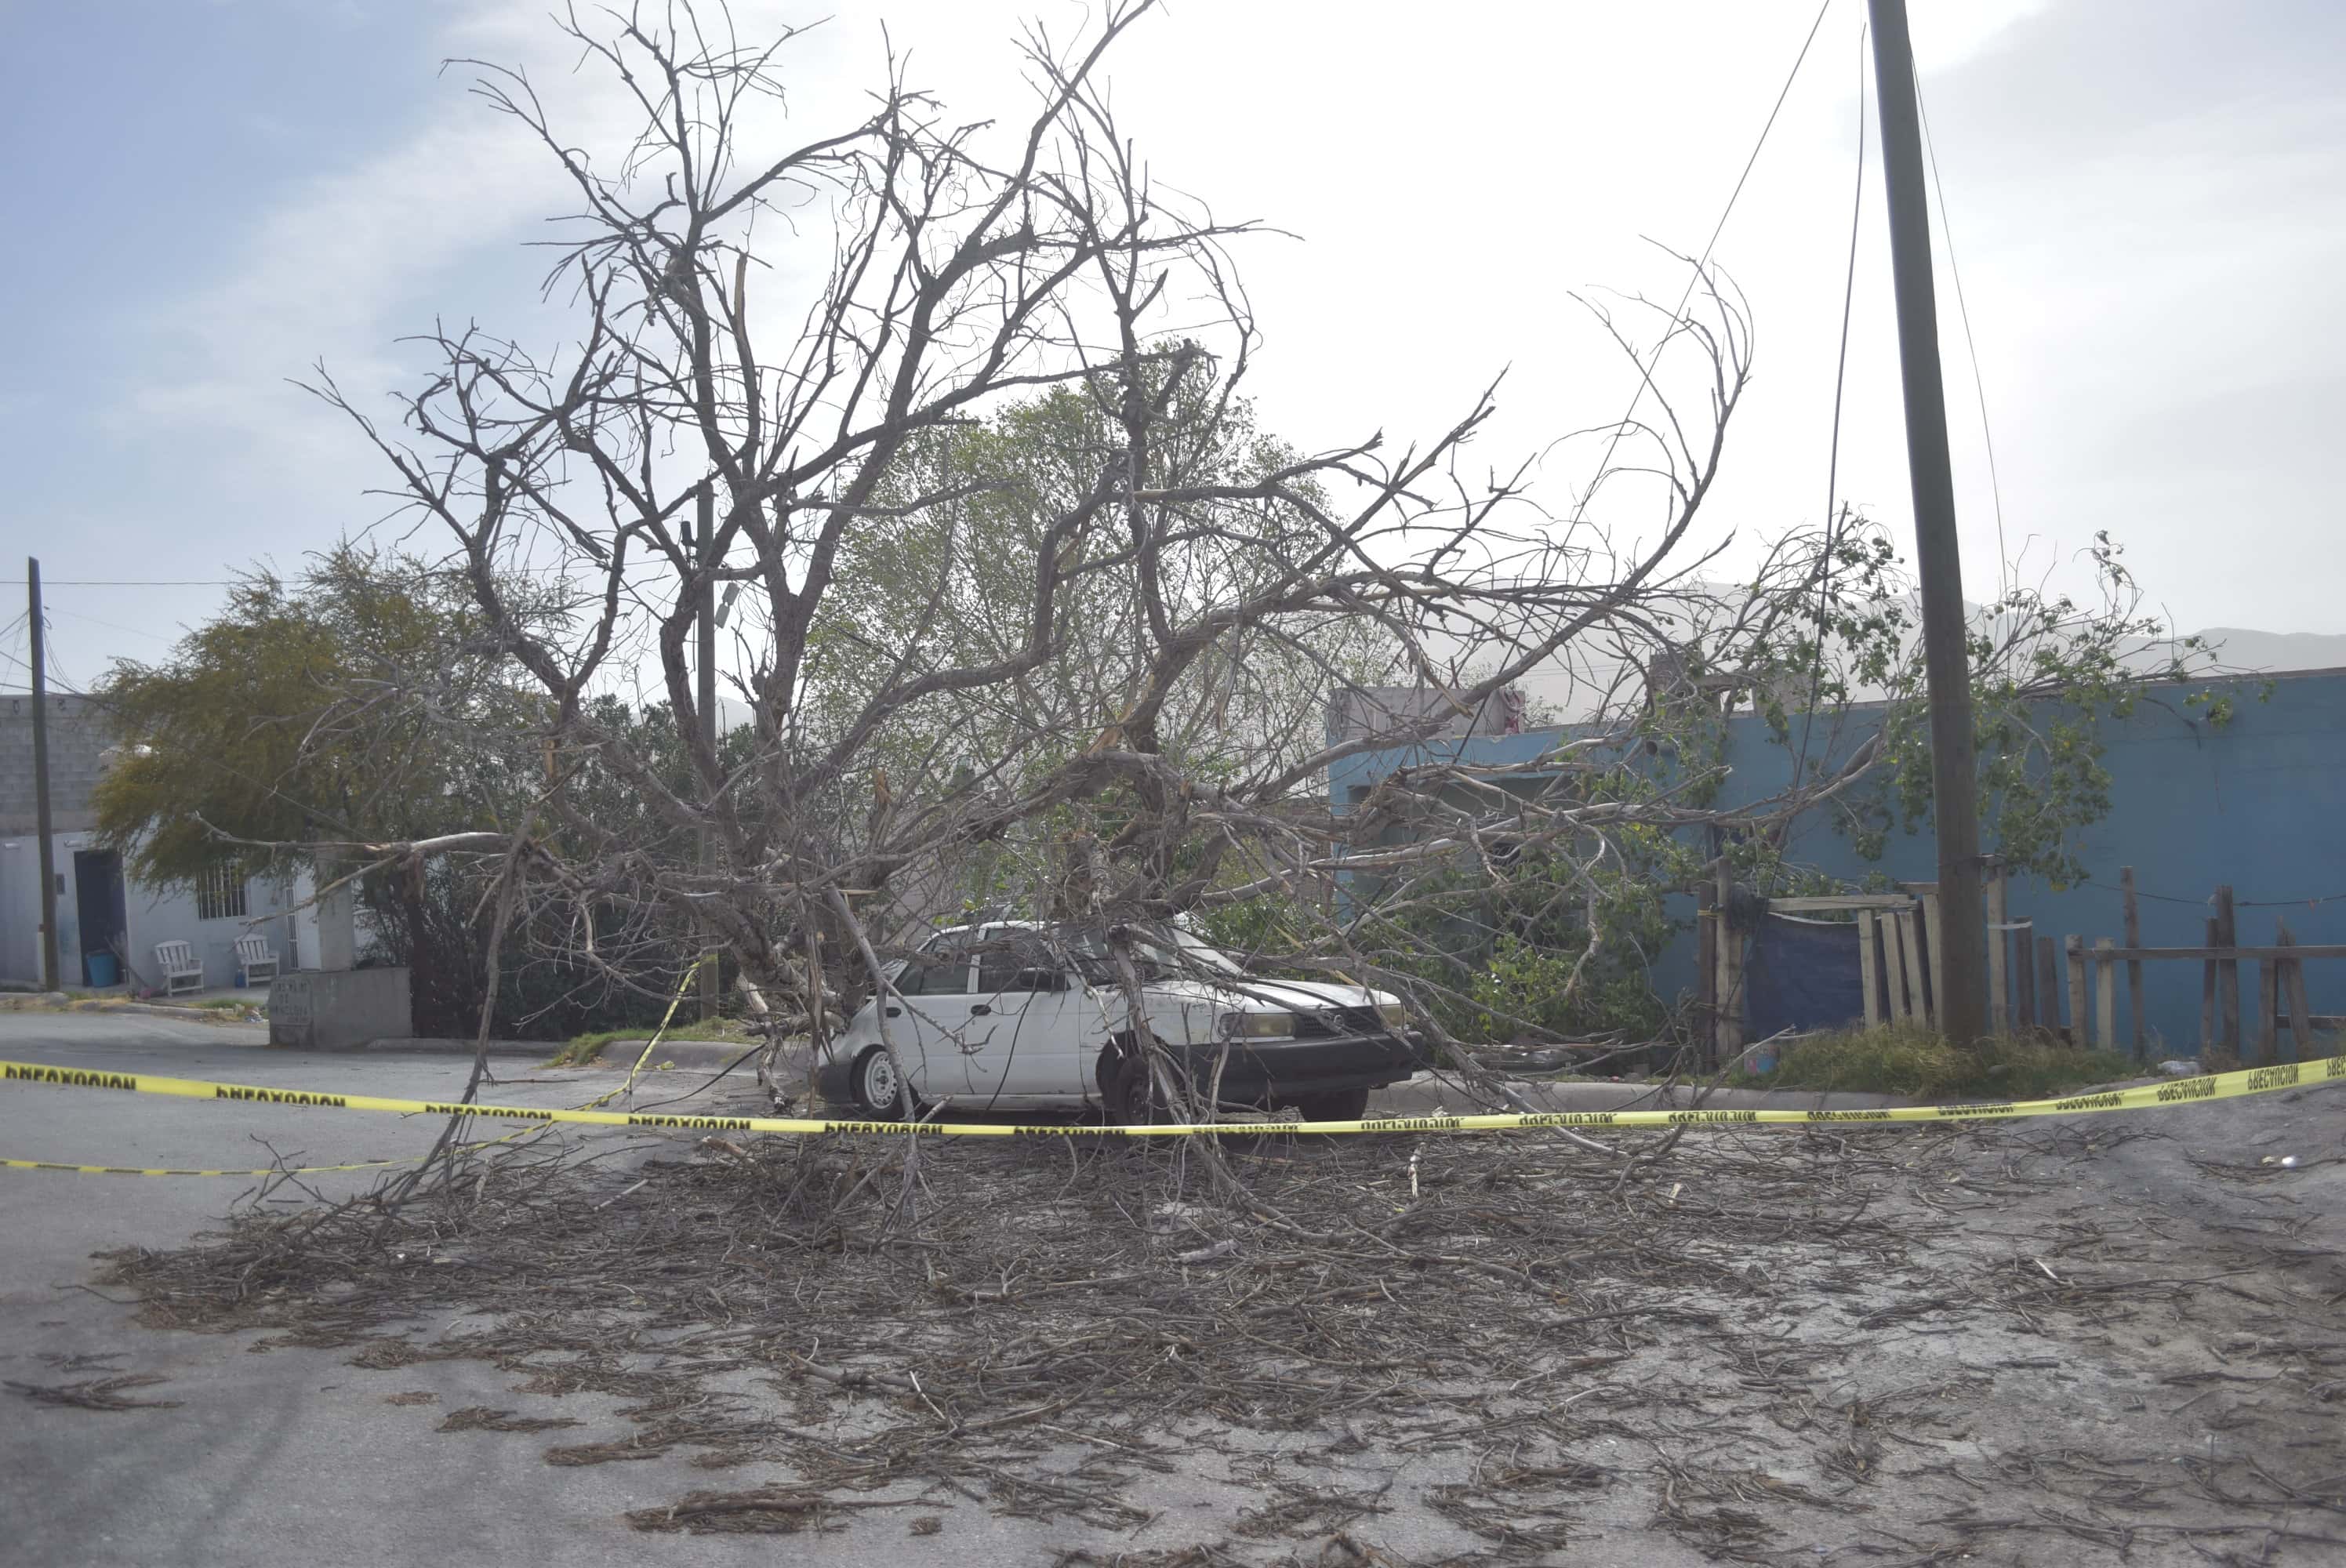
[
  {"x1": 850, "y1": 1044, "x2": 915, "y2": 1120},
  {"x1": 1284, "y1": 1085, "x2": 1371, "y2": 1123}
]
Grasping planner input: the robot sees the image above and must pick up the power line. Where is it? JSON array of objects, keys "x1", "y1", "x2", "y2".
[
  {"x1": 1913, "y1": 73, "x2": 2008, "y2": 597},
  {"x1": 1560, "y1": 0, "x2": 1838, "y2": 526},
  {"x1": 1781, "y1": 15, "x2": 1872, "y2": 822},
  {"x1": 44, "y1": 604, "x2": 177, "y2": 644},
  {"x1": 1822, "y1": 20, "x2": 1868, "y2": 551},
  {"x1": 18, "y1": 562, "x2": 663, "y2": 590}
]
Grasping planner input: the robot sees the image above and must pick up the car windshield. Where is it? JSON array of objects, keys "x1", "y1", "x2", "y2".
[
  {"x1": 1135, "y1": 925, "x2": 1248, "y2": 978},
  {"x1": 1057, "y1": 924, "x2": 1248, "y2": 982}
]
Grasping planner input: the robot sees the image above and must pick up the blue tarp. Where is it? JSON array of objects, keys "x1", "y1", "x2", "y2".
[{"x1": 1744, "y1": 913, "x2": 1867, "y2": 1038}]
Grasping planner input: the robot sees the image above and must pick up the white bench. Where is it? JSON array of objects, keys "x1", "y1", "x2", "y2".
[
  {"x1": 154, "y1": 940, "x2": 205, "y2": 997},
  {"x1": 234, "y1": 934, "x2": 280, "y2": 985}
]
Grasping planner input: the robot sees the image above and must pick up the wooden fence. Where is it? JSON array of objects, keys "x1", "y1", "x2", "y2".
[
  {"x1": 2044, "y1": 875, "x2": 2337, "y2": 1065},
  {"x1": 1703, "y1": 862, "x2": 2330, "y2": 1064}
]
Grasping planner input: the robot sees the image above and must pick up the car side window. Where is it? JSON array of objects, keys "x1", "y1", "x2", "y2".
[
  {"x1": 897, "y1": 938, "x2": 973, "y2": 996},
  {"x1": 975, "y1": 931, "x2": 1059, "y2": 994}
]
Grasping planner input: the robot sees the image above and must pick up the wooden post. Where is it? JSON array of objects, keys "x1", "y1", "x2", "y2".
[
  {"x1": 2120, "y1": 867, "x2": 2145, "y2": 1059},
  {"x1": 1985, "y1": 866, "x2": 2008, "y2": 1034},
  {"x1": 1858, "y1": 909, "x2": 1882, "y2": 1029},
  {"x1": 1919, "y1": 885, "x2": 1945, "y2": 1026},
  {"x1": 1899, "y1": 909, "x2": 1929, "y2": 1027},
  {"x1": 2095, "y1": 938, "x2": 2118, "y2": 1053},
  {"x1": 2065, "y1": 935, "x2": 2089, "y2": 1051},
  {"x1": 2201, "y1": 916, "x2": 2218, "y2": 1056},
  {"x1": 2015, "y1": 920, "x2": 2037, "y2": 1027},
  {"x1": 1885, "y1": 913, "x2": 1912, "y2": 1022},
  {"x1": 27, "y1": 558, "x2": 59, "y2": 992},
  {"x1": 2279, "y1": 920, "x2": 2315, "y2": 1065},
  {"x1": 1697, "y1": 880, "x2": 1718, "y2": 1063},
  {"x1": 2038, "y1": 935, "x2": 2061, "y2": 1037},
  {"x1": 2255, "y1": 958, "x2": 2278, "y2": 1067},
  {"x1": 2215, "y1": 884, "x2": 2239, "y2": 1056},
  {"x1": 1715, "y1": 863, "x2": 1743, "y2": 1062}
]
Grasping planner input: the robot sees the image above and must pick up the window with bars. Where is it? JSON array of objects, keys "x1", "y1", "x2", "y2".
[{"x1": 195, "y1": 866, "x2": 249, "y2": 922}]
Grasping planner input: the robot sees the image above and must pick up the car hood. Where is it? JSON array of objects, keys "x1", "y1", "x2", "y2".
[{"x1": 1137, "y1": 975, "x2": 1396, "y2": 1012}]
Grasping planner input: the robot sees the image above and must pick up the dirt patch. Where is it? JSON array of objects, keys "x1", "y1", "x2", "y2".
[{"x1": 93, "y1": 1085, "x2": 2346, "y2": 1564}]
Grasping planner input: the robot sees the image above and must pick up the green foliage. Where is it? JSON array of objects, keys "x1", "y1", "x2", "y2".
[
  {"x1": 1356, "y1": 820, "x2": 1701, "y2": 1044},
  {"x1": 85, "y1": 547, "x2": 688, "y2": 1040},
  {"x1": 1752, "y1": 524, "x2": 2217, "y2": 890},
  {"x1": 1739, "y1": 1022, "x2": 2136, "y2": 1100},
  {"x1": 801, "y1": 375, "x2": 1394, "y2": 797},
  {"x1": 547, "y1": 1018, "x2": 754, "y2": 1068},
  {"x1": 1186, "y1": 888, "x2": 1319, "y2": 967},
  {"x1": 89, "y1": 546, "x2": 538, "y2": 889}
]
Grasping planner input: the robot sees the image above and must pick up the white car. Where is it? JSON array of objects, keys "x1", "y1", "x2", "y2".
[{"x1": 819, "y1": 921, "x2": 1422, "y2": 1123}]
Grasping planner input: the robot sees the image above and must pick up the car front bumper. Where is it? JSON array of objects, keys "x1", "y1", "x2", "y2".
[{"x1": 1165, "y1": 1030, "x2": 1428, "y2": 1102}]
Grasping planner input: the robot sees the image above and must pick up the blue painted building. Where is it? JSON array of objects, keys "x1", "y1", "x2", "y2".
[{"x1": 1330, "y1": 667, "x2": 2346, "y2": 1054}]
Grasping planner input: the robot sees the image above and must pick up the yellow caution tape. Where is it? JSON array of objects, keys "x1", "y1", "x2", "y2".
[
  {"x1": 2, "y1": 1052, "x2": 2338, "y2": 1142},
  {"x1": 0, "y1": 961, "x2": 721, "y2": 1177}
]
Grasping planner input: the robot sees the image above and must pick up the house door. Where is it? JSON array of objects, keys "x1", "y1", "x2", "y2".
[{"x1": 72, "y1": 850, "x2": 128, "y2": 987}]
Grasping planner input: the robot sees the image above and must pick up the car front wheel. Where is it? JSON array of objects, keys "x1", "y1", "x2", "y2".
[
  {"x1": 850, "y1": 1044, "x2": 916, "y2": 1120},
  {"x1": 1109, "y1": 1051, "x2": 1184, "y2": 1127}
]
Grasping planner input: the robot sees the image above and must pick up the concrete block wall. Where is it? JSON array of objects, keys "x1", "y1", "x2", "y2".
[
  {"x1": 269, "y1": 967, "x2": 412, "y2": 1050},
  {"x1": 0, "y1": 695, "x2": 110, "y2": 835}
]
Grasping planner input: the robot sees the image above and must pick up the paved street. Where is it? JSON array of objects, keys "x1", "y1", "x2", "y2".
[
  {"x1": 6, "y1": 1010, "x2": 2342, "y2": 1568},
  {"x1": 0, "y1": 1011, "x2": 803, "y2": 1568}
]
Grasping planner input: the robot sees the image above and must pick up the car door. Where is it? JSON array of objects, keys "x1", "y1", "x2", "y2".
[
  {"x1": 971, "y1": 927, "x2": 1092, "y2": 1098},
  {"x1": 886, "y1": 935, "x2": 983, "y2": 1099}
]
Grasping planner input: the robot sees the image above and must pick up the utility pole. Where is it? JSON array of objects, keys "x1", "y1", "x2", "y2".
[
  {"x1": 27, "y1": 558, "x2": 60, "y2": 993},
  {"x1": 694, "y1": 485, "x2": 720, "y2": 1022},
  {"x1": 1868, "y1": 0, "x2": 1988, "y2": 1047}
]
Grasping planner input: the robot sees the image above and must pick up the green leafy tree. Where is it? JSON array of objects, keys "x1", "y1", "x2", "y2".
[
  {"x1": 1717, "y1": 524, "x2": 2220, "y2": 888},
  {"x1": 805, "y1": 379, "x2": 1396, "y2": 797},
  {"x1": 89, "y1": 547, "x2": 543, "y2": 1028}
]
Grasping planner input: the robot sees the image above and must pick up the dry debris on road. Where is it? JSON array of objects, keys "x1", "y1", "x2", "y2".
[{"x1": 92, "y1": 1089, "x2": 2346, "y2": 1566}]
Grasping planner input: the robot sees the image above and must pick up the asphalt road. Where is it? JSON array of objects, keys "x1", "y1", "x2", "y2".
[
  {"x1": 18, "y1": 1012, "x2": 2325, "y2": 1568},
  {"x1": 0, "y1": 1011, "x2": 832, "y2": 1568}
]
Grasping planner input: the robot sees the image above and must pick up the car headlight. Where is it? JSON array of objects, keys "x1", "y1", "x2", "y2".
[
  {"x1": 1218, "y1": 1010, "x2": 1296, "y2": 1040},
  {"x1": 1377, "y1": 1002, "x2": 1407, "y2": 1029}
]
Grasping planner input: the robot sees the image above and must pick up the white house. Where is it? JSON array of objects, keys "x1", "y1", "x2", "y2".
[{"x1": 0, "y1": 695, "x2": 307, "y2": 992}]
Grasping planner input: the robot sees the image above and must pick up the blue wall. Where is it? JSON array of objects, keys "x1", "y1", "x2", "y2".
[{"x1": 1331, "y1": 668, "x2": 2346, "y2": 1054}]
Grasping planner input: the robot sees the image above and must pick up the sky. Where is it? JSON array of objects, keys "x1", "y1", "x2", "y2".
[{"x1": 3, "y1": 0, "x2": 2342, "y2": 696}]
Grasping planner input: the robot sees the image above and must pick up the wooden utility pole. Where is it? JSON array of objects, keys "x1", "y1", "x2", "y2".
[
  {"x1": 694, "y1": 484, "x2": 720, "y2": 1022},
  {"x1": 27, "y1": 558, "x2": 60, "y2": 992},
  {"x1": 1867, "y1": 0, "x2": 1988, "y2": 1047}
]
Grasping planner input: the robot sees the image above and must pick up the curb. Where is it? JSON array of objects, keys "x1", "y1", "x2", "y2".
[
  {"x1": 583, "y1": 1038, "x2": 761, "y2": 1073},
  {"x1": 0, "y1": 996, "x2": 263, "y2": 1025},
  {"x1": 361, "y1": 1037, "x2": 556, "y2": 1060}
]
